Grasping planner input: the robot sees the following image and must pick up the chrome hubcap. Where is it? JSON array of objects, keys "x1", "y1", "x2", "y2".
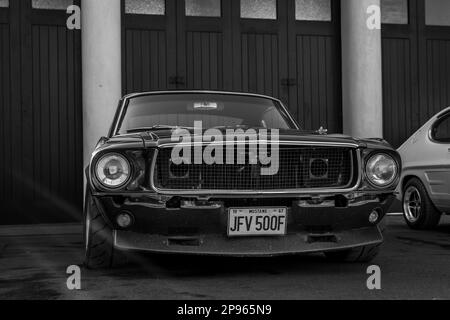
[{"x1": 404, "y1": 186, "x2": 422, "y2": 223}]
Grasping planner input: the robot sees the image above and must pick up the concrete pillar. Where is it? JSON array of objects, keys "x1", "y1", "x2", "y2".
[
  {"x1": 341, "y1": 0, "x2": 383, "y2": 138},
  {"x1": 81, "y1": 0, "x2": 122, "y2": 170}
]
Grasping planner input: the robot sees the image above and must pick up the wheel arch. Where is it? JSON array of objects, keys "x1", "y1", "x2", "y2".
[
  {"x1": 401, "y1": 175, "x2": 421, "y2": 194},
  {"x1": 400, "y1": 172, "x2": 440, "y2": 210},
  {"x1": 397, "y1": 171, "x2": 431, "y2": 202},
  {"x1": 399, "y1": 170, "x2": 429, "y2": 195}
]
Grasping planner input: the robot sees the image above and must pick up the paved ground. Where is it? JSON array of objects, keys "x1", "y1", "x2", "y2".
[{"x1": 0, "y1": 215, "x2": 449, "y2": 300}]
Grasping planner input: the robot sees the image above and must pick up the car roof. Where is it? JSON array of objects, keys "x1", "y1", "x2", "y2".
[{"x1": 122, "y1": 90, "x2": 282, "y2": 103}]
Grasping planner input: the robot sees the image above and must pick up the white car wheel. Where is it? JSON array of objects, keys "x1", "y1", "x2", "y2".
[
  {"x1": 403, "y1": 186, "x2": 422, "y2": 223},
  {"x1": 402, "y1": 178, "x2": 441, "y2": 230}
]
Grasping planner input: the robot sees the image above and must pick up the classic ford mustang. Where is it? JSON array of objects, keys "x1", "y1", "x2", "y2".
[{"x1": 84, "y1": 91, "x2": 401, "y2": 269}]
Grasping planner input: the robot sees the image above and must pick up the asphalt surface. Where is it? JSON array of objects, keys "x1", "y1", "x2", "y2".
[{"x1": 0, "y1": 215, "x2": 449, "y2": 300}]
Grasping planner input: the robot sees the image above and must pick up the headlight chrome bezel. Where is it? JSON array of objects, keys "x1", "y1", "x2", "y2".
[
  {"x1": 365, "y1": 153, "x2": 399, "y2": 189},
  {"x1": 94, "y1": 152, "x2": 132, "y2": 191}
]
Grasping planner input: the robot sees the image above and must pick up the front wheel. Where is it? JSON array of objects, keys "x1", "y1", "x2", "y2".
[
  {"x1": 84, "y1": 190, "x2": 127, "y2": 269},
  {"x1": 402, "y1": 178, "x2": 441, "y2": 230}
]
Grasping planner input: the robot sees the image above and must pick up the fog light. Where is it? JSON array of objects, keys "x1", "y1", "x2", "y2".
[
  {"x1": 116, "y1": 212, "x2": 133, "y2": 228},
  {"x1": 369, "y1": 210, "x2": 380, "y2": 224}
]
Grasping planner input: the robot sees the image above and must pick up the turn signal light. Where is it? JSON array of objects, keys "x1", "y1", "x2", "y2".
[{"x1": 369, "y1": 210, "x2": 380, "y2": 224}]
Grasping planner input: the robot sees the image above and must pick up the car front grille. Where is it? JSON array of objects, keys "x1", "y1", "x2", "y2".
[{"x1": 152, "y1": 145, "x2": 357, "y2": 192}]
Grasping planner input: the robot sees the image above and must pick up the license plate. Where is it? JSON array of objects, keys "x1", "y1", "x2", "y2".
[{"x1": 228, "y1": 208, "x2": 287, "y2": 237}]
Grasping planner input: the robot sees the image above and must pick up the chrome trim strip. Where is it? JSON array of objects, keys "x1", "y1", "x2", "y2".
[
  {"x1": 149, "y1": 144, "x2": 362, "y2": 196},
  {"x1": 181, "y1": 203, "x2": 223, "y2": 210},
  {"x1": 297, "y1": 200, "x2": 335, "y2": 208},
  {"x1": 157, "y1": 140, "x2": 360, "y2": 149},
  {"x1": 278, "y1": 99, "x2": 300, "y2": 130},
  {"x1": 111, "y1": 97, "x2": 127, "y2": 138},
  {"x1": 122, "y1": 90, "x2": 286, "y2": 103},
  {"x1": 348, "y1": 199, "x2": 380, "y2": 207}
]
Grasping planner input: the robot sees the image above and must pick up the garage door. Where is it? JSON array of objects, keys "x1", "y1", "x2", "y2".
[
  {"x1": 382, "y1": 0, "x2": 450, "y2": 147},
  {"x1": 122, "y1": 0, "x2": 342, "y2": 133},
  {"x1": 0, "y1": 0, "x2": 82, "y2": 224}
]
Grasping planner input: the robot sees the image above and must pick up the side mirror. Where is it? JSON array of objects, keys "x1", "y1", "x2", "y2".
[{"x1": 316, "y1": 126, "x2": 328, "y2": 135}]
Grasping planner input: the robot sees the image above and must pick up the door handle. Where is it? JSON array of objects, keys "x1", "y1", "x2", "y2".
[
  {"x1": 169, "y1": 76, "x2": 185, "y2": 85},
  {"x1": 281, "y1": 78, "x2": 297, "y2": 87}
]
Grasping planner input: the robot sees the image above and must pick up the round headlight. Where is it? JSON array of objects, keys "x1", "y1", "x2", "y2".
[
  {"x1": 365, "y1": 153, "x2": 398, "y2": 188},
  {"x1": 95, "y1": 153, "x2": 131, "y2": 189}
]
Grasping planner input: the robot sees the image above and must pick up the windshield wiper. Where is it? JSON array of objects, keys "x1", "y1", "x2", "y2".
[
  {"x1": 213, "y1": 125, "x2": 253, "y2": 130},
  {"x1": 126, "y1": 125, "x2": 194, "y2": 134},
  {"x1": 212, "y1": 125, "x2": 272, "y2": 130}
]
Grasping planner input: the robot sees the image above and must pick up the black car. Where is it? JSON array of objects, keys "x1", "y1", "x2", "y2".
[{"x1": 84, "y1": 91, "x2": 401, "y2": 269}]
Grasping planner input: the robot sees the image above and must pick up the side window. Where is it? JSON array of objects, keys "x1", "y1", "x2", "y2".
[{"x1": 431, "y1": 114, "x2": 450, "y2": 143}]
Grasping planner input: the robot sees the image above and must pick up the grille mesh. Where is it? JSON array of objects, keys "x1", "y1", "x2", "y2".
[{"x1": 153, "y1": 146, "x2": 355, "y2": 191}]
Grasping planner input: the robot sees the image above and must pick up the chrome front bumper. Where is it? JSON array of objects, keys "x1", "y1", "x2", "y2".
[{"x1": 96, "y1": 192, "x2": 394, "y2": 256}]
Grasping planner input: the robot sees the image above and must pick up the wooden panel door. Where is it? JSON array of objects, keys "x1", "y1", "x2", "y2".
[
  {"x1": 382, "y1": 0, "x2": 421, "y2": 148},
  {"x1": 176, "y1": 0, "x2": 233, "y2": 91},
  {"x1": 0, "y1": 3, "x2": 15, "y2": 220},
  {"x1": 27, "y1": 1, "x2": 83, "y2": 223},
  {"x1": 231, "y1": 0, "x2": 289, "y2": 104},
  {"x1": 121, "y1": 0, "x2": 343, "y2": 134},
  {"x1": 286, "y1": 0, "x2": 342, "y2": 133},
  {"x1": 382, "y1": 0, "x2": 450, "y2": 147},
  {"x1": 417, "y1": 0, "x2": 450, "y2": 124},
  {"x1": 0, "y1": 0, "x2": 82, "y2": 224},
  {"x1": 122, "y1": 0, "x2": 177, "y2": 93},
  {"x1": 230, "y1": 0, "x2": 341, "y2": 132}
]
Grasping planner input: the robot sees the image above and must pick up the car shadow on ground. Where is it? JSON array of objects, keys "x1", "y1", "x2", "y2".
[
  {"x1": 92, "y1": 251, "x2": 369, "y2": 282},
  {"x1": 436, "y1": 222, "x2": 450, "y2": 233},
  {"x1": 87, "y1": 216, "x2": 450, "y2": 280}
]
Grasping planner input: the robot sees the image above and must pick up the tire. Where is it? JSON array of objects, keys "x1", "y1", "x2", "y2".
[
  {"x1": 402, "y1": 178, "x2": 441, "y2": 230},
  {"x1": 324, "y1": 219, "x2": 386, "y2": 263},
  {"x1": 84, "y1": 189, "x2": 127, "y2": 269},
  {"x1": 324, "y1": 243, "x2": 381, "y2": 263}
]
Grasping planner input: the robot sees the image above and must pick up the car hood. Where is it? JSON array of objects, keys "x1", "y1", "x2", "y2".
[{"x1": 100, "y1": 129, "x2": 394, "y2": 150}]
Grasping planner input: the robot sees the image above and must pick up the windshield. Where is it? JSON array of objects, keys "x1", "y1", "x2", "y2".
[{"x1": 116, "y1": 93, "x2": 297, "y2": 135}]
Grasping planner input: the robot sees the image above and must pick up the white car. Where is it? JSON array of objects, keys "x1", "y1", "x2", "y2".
[{"x1": 397, "y1": 107, "x2": 450, "y2": 229}]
